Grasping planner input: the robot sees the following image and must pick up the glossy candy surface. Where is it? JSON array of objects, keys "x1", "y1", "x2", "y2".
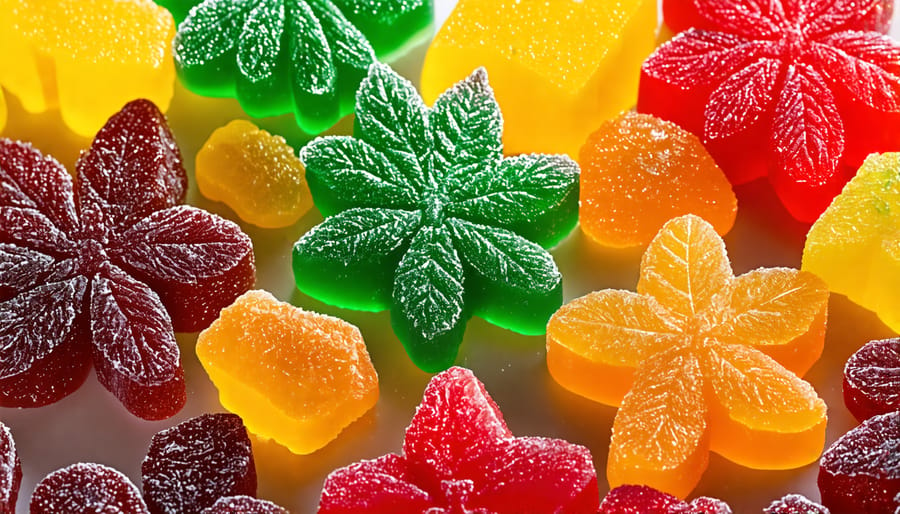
[
  {"x1": 172, "y1": 0, "x2": 432, "y2": 134},
  {"x1": 0, "y1": 100, "x2": 255, "y2": 420},
  {"x1": 318, "y1": 366, "x2": 599, "y2": 513},
  {"x1": 0, "y1": 422, "x2": 20, "y2": 514},
  {"x1": 843, "y1": 338, "x2": 900, "y2": 422},
  {"x1": 30, "y1": 463, "x2": 150, "y2": 514},
  {"x1": 421, "y1": 0, "x2": 656, "y2": 158},
  {"x1": 803, "y1": 152, "x2": 900, "y2": 333},
  {"x1": 294, "y1": 64, "x2": 579, "y2": 372},
  {"x1": 547, "y1": 214, "x2": 829, "y2": 497},
  {"x1": 196, "y1": 120, "x2": 313, "y2": 228},
  {"x1": 196, "y1": 290, "x2": 378, "y2": 454},
  {"x1": 764, "y1": 494, "x2": 830, "y2": 514},
  {"x1": 598, "y1": 485, "x2": 732, "y2": 513},
  {"x1": 639, "y1": 0, "x2": 900, "y2": 222},
  {"x1": 579, "y1": 111, "x2": 736, "y2": 248}
]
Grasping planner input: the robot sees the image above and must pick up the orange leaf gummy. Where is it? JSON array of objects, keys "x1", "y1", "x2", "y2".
[
  {"x1": 195, "y1": 120, "x2": 313, "y2": 229},
  {"x1": 579, "y1": 112, "x2": 736, "y2": 248},
  {"x1": 196, "y1": 290, "x2": 378, "y2": 455},
  {"x1": 546, "y1": 214, "x2": 829, "y2": 498}
]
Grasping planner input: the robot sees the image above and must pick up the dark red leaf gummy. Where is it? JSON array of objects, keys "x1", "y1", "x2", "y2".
[
  {"x1": 0, "y1": 422, "x2": 21, "y2": 514},
  {"x1": 598, "y1": 484, "x2": 732, "y2": 513},
  {"x1": 142, "y1": 413, "x2": 257, "y2": 514},
  {"x1": 844, "y1": 338, "x2": 900, "y2": 422},
  {"x1": 638, "y1": 0, "x2": 900, "y2": 222},
  {"x1": 318, "y1": 366, "x2": 599, "y2": 514},
  {"x1": 0, "y1": 99, "x2": 255, "y2": 420},
  {"x1": 29, "y1": 463, "x2": 149, "y2": 514},
  {"x1": 818, "y1": 411, "x2": 900, "y2": 513},
  {"x1": 764, "y1": 494, "x2": 830, "y2": 513},
  {"x1": 201, "y1": 495, "x2": 288, "y2": 514}
]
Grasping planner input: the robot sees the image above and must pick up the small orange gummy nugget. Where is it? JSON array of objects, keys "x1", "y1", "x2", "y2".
[{"x1": 197, "y1": 290, "x2": 379, "y2": 455}]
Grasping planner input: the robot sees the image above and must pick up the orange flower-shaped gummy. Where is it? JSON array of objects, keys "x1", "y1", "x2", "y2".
[{"x1": 547, "y1": 214, "x2": 829, "y2": 498}]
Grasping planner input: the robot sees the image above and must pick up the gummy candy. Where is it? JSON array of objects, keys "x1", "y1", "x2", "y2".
[
  {"x1": 294, "y1": 64, "x2": 579, "y2": 372},
  {"x1": 30, "y1": 463, "x2": 150, "y2": 514},
  {"x1": 639, "y1": 0, "x2": 900, "y2": 222},
  {"x1": 844, "y1": 338, "x2": 900, "y2": 422},
  {"x1": 142, "y1": 413, "x2": 256, "y2": 514},
  {"x1": 202, "y1": 496, "x2": 289, "y2": 514},
  {"x1": 172, "y1": 0, "x2": 432, "y2": 134},
  {"x1": 818, "y1": 411, "x2": 900, "y2": 513},
  {"x1": 196, "y1": 290, "x2": 378, "y2": 454},
  {"x1": 764, "y1": 494, "x2": 830, "y2": 514},
  {"x1": 578, "y1": 111, "x2": 736, "y2": 248},
  {"x1": 547, "y1": 214, "x2": 829, "y2": 497},
  {"x1": 0, "y1": 422, "x2": 20, "y2": 514},
  {"x1": 0, "y1": 0, "x2": 175, "y2": 137},
  {"x1": 803, "y1": 152, "x2": 900, "y2": 333},
  {"x1": 0, "y1": 93, "x2": 6, "y2": 133},
  {"x1": 318, "y1": 366, "x2": 599, "y2": 514},
  {"x1": 0, "y1": 100, "x2": 255, "y2": 420},
  {"x1": 195, "y1": 120, "x2": 313, "y2": 228},
  {"x1": 420, "y1": 0, "x2": 657, "y2": 159},
  {"x1": 154, "y1": 0, "x2": 194, "y2": 22},
  {"x1": 597, "y1": 484, "x2": 732, "y2": 513}
]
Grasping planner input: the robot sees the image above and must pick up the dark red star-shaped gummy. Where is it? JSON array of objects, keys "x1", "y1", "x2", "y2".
[
  {"x1": 0, "y1": 422, "x2": 21, "y2": 514},
  {"x1": 597, "y1": 484, "x2": 732, "y2": 514},
  {"x1": 318, "y1": 367, "x2": 599, "y2": 514},
  {"x1": 0, "y1": 100, "x2": 255, "y2": 420},
  {"x1": 639, "y1": 0, "x2": 900, "y2": 222},
  {"x1": 764, "y1": 493, "x2": 830, "y2": 513}
]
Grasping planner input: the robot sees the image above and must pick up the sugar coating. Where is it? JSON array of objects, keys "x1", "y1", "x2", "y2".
[
  {"x1": 843, "y1": 338, "x2": 900, "y2": 422},
  {"x1": 0, "y1": 422, "x2": 20, "y2": 514},
  {"x1": 30, "y1": 463, "x2": 149, "y2": 514},
  {"x1": 764, "y1": 494, "x2": 830, "y2": 514},
  {"x1": 597, "y1": 484, "x2": 732, "y2": 513},
  {"x1": 201, "y1": 495, "x2": 288, "y2": 513}
]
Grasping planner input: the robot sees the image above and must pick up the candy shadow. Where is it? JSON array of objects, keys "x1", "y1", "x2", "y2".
[{"x1": 1, "y1": 93, "x2": 91, "y2": 170}]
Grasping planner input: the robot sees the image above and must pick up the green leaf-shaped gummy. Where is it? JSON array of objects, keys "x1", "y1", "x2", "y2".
[{"x1": 330, "y1": 0, "x2": 433, "y2": 58}]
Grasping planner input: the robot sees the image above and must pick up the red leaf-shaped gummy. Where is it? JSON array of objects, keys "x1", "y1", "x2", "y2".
[
  {"x1": 0, "y1": 422, "x2": 21, "y2": 514},
  {"x1": 692, "y1": 0, "x2": 785, "y2": 38},
  {"x1": 30, "y1": 463, "x2": 149, "y2": 514},
  {"x1": 844, "y1": 338, "x2": 900, "y2": 422},
  {"x1": 818, "y1": 411, "x2": 900, "y2": 513},
  {"x1": 201, "y1": 496, "x2": 288, "y2": 514},
  {"x1": 812, "y1": 33, "x2": 900, "y2": 112},
  {"x1": 90, "y1": 264, "x2": 185, "y2": 420},
  {"x1": 802, "y1": 0, "x2": 892, "y2": 37},
  {"x1": 641, "y1": 32, "x2": 764, "y2": 91},
  {"x1": 319, "y1": 455, "x2": 434, "y2": 514},
  {"x1": 141, "y1": 413, "x2": 256, "y2": 514},
  {"x1": 0, "y1": 244, "x2": 56, "y2": 298},
  {"x1": 598, "y1": 485, "x2": 732, "y2": 514},
  {"x1": 764, "y1": 493, "x2": 830, "y2": 513},
  {"x1": 705, "y1": 58, "x2": 782, "y2": 141},
  {"x1": 110, "y1": 205, "x2": 255, "y2": 332}
]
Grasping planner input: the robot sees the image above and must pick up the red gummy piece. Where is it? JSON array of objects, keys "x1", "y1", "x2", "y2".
[
  {"x1": 142, "y1": 413, "x2": 257, "y2": 514},
  {"x1": 318, "y1": 366, "x2": 599, "y2": 514},
  {"x1": 639, "y1": 0, "x2": 900, "y2": 222},
  {"x1": 598, "y1": 484, "x2": 732, "y2": 514},
  {"x1": 30, "y1": 463, "x2": 149, "y2": 513},
  {"x1": 0, "y1": 99, "x2": 255, "y2": 420},
  {"x1": 844, "y1": 338, "x2": 900, "y2": 422},
  {"x1": 0, "y1": 422, "x2": 21, "y2": 514},
  {"x1": 818, "y1": 411, "x2": 900, "y2": 513},
  {"x1": 201, "y1": 496, "x2": 289, "y2": 514},
  {"x1": 764, "y1": 494, "x2": 830, "y2": 513}
]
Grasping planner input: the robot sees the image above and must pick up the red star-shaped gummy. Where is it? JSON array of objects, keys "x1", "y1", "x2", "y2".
[
  {"x1": 0, "y1": 100, "x2": 254, "y2": 420},
  {"x1": 639, "y1": 0, "x2": 900, "y2": 222},
  {"x1": 318, "y1": 367, "x2": 599, "y2": 514}
]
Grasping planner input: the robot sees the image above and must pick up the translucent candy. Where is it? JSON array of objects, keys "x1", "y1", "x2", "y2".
[
  {"x1": 196, "y1": 290, "x2": 378, "y2": 454},
  {"x1": 598, "y1": 485, "x2": 732, "y2": 513},
  {"x1": 0, "y1": 100, "x2": 255, "y2": 419},
  {"x1": 196, "y1": 120, "x2": 313, "y2": 228},
  {"x1": 0, "y1": 422, "x2": 20, "y2": 514},
  {"x1": 0, "y1": 93, "x2": 6, "y2": 133},
  {"x1": 803, "y1": 152, "x2": 900, "y2": 333},
  {"x1": 294, "y1": 64, "x2": 579, "y2": 372},
  {"x1": 142, "y1": 413, "x2": 256, "y2": 514},
  {"x1": 172, "y1": 0, "x2": 432, "y2": 134},
  {"x1": 547, "y1": 215, "x2": 829, "y2": 497},
  {"x1": 30, "y1": 463, "x2": 149, "y2": 513},
  {"x1": 201, "y1": 496, "x2": 289, "y2": 514},
  {"x1": 318, "y1": 366, "x2": 599, "y2": 514},
  {"x1": 844, "y1": 338, "x2": 900, "y2": 422},
  {"x1": 764, "y1": 494, "x2": 830, "y2": 514},
  {"x1": 0, "y1": 0, "x2": 175, "y2": 137},
  {"x1": 420, "y1": 0, "x2": 656, "y2": 158},
  {"x1": 818, "y1": 411, "x2": 900, "y2": 513},
  {"x1": 639, "y1": 0, "x2": 900, "y2": 222},
  {"x1": 579, "y1": 111, "x2": 736, "y2": 248}
]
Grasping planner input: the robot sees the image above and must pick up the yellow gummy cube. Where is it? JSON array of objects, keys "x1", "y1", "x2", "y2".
[
  {"x1": 420, "y1": 0, "x2": 657, "y2": 159},
  {"x1": 803, "y1": 152, "x2": 900, "y2": 333}
]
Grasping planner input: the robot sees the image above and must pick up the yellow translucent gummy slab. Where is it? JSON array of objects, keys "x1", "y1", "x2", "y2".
[
  {"x1": 420, "y1": 0, "x2": 657, "y2": 158},
  {"x1": 0, "y1": 0, "x2": 174, "y2": 137}
]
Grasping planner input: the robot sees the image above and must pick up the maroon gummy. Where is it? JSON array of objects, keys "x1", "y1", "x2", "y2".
[
  {"x1": 201, "y1": 495, "x2": 288, "y2": 514},
  {"x1": 142, "y1": 413, "x2": 257, "y2": 514},
  {"x1": 818, "y1": 411, "x2": 900, "y2": 514},
  {"x1": 0, "y1": 99, "x2": 255, "y2": 420},
  {"x1": 29, "y1": 463, "x2": 149, "y2": 514},
  {"x1": 598, "y1": 485, "x2": 732, "y2": 514},
  {"x1": 764, "y1": 493, "x2": 829, "y2": 514},
  {"x1": 0, "y1": 422, "x2": 21, "y2": 514},
  {"x1": 844, "y1": 338, "x2": 900, "y2": 422}
]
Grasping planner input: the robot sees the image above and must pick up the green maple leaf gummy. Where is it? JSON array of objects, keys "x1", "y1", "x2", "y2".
[
  {"x1": 293, "y1": 64, "x2": 579, "y2": 372},
  {"x1": 171, "y1": 0, "x2": 432, "y2": 134}
]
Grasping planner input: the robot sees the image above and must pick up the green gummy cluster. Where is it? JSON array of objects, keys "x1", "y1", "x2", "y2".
[
  {"x1": 170, "y1": 0, "x2": 433, "y2": 134},
  {"x1": 293, "y1": 64, "x2": 580, "y2": 372}
]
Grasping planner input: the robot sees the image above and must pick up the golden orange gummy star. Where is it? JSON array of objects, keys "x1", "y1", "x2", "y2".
[{"x1": 547, "y1": 214, "x2": 829, "y2": 498}]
